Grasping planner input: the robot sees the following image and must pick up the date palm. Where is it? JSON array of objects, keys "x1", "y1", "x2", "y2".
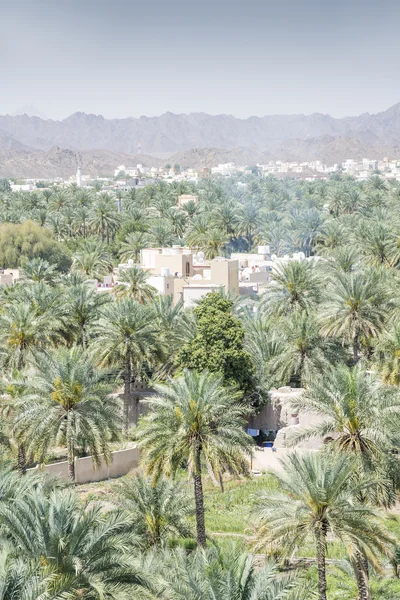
[
  {"x1": 253, "y1": 453, "x2": 392, "y2": 600},
  {"x1": 63, "y1": 280, "x2": 110, "y2": 347},
  {"x1": 150, "y1": 545, "x2": 314, "y2": 600},
  {"x1": 14, "y1": 346, "x2": 121, "y2": 481},
  {"x1": 0, "y1": 551, "x2": 48, "y2": 600},
  {"x1": 289, "y1": 364, "x2": 400, "y2": 505},
  {"x1": 116, "y1": 475, "x2": 194, "y2": 548},
  {"x1": 261, "y1": 260, "x2": 321, "y2": 317},
  {"x1": 374, "y1": 323, "x2": 400, "y2": 384},
  {"x1": 89, "y1": 192, "x2": 120, "y2": 243},
  {"x1": 72, "y1": 238, "x2": 113, "y2": 279},
  {"x1": 0, "y1": 488, "x2": 148, "y2": 599},
  {"x1": 93, "y1": 299, "x2": 163, "y2": 429},
  {"x1": 22, "y1": 258, "x2": 58, "y2": 284},
  {"x1": 136, "y1": 370, "x2": 253, "y2": 547},
  {"x1": 319, "y1": 270, "x2": 391, "y2": 364},
  {"x1": 0, "y1": 301, "x2": 59, "y2": 371},
  {"x1": 119, "y1": 231, "x2": 150, "y2": 263},
  {"x1": 114, "y1": 266, "x2": 157, "y2": 303},
  {"x1": 269, "y1": 311, "x2": 344, "y2": 388}
]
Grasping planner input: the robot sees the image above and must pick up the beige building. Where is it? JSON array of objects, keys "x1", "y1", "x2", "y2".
[
  {"x1": 139, "y1": 247, "x2": 239, "y2": 307},
  {"x1": 0, "y1": 268, "x2": 20, "y2": 286},
  {"x1": 141, "y1": 247, "x2": 194, "y2": 277}
]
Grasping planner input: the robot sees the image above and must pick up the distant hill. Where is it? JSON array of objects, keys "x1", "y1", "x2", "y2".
[
  {"x1": 2, "y1": 103, "x2": 400, "y2": 177},
  {"x1": 0, "y1": 147, "x2": 163, "y2": 179}
]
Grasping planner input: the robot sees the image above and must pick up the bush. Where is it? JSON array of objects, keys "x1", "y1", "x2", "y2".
[{"x1": 0, "y1": 220, "x2": 71, "y2": 271}]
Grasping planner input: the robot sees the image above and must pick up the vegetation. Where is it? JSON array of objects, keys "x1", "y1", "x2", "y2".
[{"x1": 2, "y1": 174, "x2": 400, "y2": 597}]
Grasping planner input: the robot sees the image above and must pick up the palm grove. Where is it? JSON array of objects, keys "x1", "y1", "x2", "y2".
[{"x1": 1, "y1": 173, "x2": 400, "y2": 598}]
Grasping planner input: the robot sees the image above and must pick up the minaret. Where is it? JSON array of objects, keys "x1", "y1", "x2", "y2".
[
  {"x1": 76, "y1": 167, "x2": 82, "y2": 187},
  {"x1": 137, "y1": 140, "x2": 142, "y2": 154}
]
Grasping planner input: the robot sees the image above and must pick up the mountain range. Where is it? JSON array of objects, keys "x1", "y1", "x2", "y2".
[{"x1": 2, "y1": 103, "x2": 400, "y2": 178}]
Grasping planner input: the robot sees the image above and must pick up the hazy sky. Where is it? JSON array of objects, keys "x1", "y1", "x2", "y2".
[{"x1": 1, "y1": 0, "x2": 400, "y2": 120}]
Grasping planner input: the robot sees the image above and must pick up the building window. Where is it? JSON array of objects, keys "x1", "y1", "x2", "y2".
[{"x1": 185, "y1": 262, "x2": 190, "y2": 276}]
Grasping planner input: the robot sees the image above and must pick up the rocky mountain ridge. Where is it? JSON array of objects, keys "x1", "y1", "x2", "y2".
[{"x1": 1, "y1": 103, "x2": 400, "y2": 178}]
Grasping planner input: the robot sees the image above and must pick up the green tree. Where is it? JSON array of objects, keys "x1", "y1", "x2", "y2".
[
  {"x1": 261, "y1": 260, "x2": 321, "y2": 317},
  {"x1": 22, "y1": 257, "x2": 58, "y2": 284},
  {"x1": 0, "y1": 220, "x2": 71, "y2": 270},
  {"x1": 320, "y1": 270, "x2": 390, "y2": 364},
  {"x1": 114, "y1": 266, "x2": 157, "y2": 303},
  {"x1": 253, "y1": 453, "x2": 392, "y2": 600},
  {"x1": 15, "y1": 347, "x2": 121, "y2": 481},
  {"x1": 72, "y1": 238, "x2": 113, "y2": 279},
  {"x1": 0, "y1": 178, "x2": 11, "y2": 193},
  {"x1": 269, "y1": 311, "x2": 344, "y2": 387},
  {"x1": 119, "y1": 231, "x2": 150, "y2": 263},
  {"x1": 89, "y1": 192, "x2": 120, "y2": 243},
  {"x1": 116, "y1": 475, "x2": 194, "y2": 548},
  {"x1": 93, "y1": 299, "x2": 163, "y2": 429},
  {"x1": 0, "y1": 488, "x2": 148, "y2": 598},
  {"x1": 62, "y1": 279, "x2": 110, "y2": 348},
  {"x1": 176, "y1": 293, "x2": 254, "y2": 394},
  {"x1": 152, "y1": 545, "x2": 314, "y2": 600},
  {"x1": 136, "y1": 370, "x2": 253, "y2": 547},
  {"x1": 289, "y1": 364, "x2": 400, "y2": 506}
]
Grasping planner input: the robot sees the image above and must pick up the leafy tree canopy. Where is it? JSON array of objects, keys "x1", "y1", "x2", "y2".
[
  {"x1": 176, "y1": 293, "x2": 254, "y2": 394},
  {"x1": 0, "y1": 220, "x2": 71, "y2": 271}
]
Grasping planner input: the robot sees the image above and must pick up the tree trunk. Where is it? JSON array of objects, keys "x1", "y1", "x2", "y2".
[
  {"x1": 193, "y1": 447, "x2": 206, "y2": 548},
  {"x1": 219, "y1": 472, "x2": 225, "y2": 493},
  {"x1": 354, "y1": 550, "x2": 371, "y2": 600},
  {"x1": 135, "y1": 397, "x2": 140, "y2": 426},
  {"x1": 17, "y1": 444, "x2": 26, "y2": 475},
  {"x1": 67, "y1": 433, "x2": 75, "y2": 482},
  {"x1": 123, "y1": 354, "x2": 131, "y2": 435},
  {"x1": 353, "y1": 332, "x2": 359, "y2": 365},
  {"x1": 315, "y1": 524, "x2": 327, "y2": 600}
]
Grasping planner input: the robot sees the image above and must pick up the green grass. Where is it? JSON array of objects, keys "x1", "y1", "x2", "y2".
[{"x1": 203, "y1": 474, "x2": 278, "y2": 534}]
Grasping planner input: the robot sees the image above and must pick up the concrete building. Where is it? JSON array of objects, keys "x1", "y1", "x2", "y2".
[
  {"x1": 139, "y1": 247, "x2": 239, "y2": 307},
  {"x1": 0, "y1": 268, "x2": 20, "y2": 286},
  {"x1": 141, "y1": 247, "x2": 194, "y2": 277}
]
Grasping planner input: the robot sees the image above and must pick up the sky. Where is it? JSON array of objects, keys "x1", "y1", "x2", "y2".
[{"x1": 1, "y1": 0, "x2": 400, "y2": 120}]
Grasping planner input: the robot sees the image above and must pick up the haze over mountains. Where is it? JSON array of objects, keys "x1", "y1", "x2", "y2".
[{"x1": 2, "y1": 103, "x2": 400, "y2": 178}]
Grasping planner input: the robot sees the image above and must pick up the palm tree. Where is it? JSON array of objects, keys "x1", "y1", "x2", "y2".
[
  {"x1": 22, "y1": 258, "x2": 58, "y2": 284},
  {"x1": 15, "y1": 346, "x2": 121, "y2": 481},
  {"x1": 253, "y1": 453, "x2": 392, "y2": 600},
  {"x1": 93, "y1": 299, "x2": 163, "y2": 430},
  {"x1": 319, "y1": 270, "x2": 391, "y2": 364},
  {"x1": 211, "y1": 199, "x2": 240, "y2": 239},
  {"x1": 63, "y1": 280, "x2": 110, "y2": 348},
  {"x1": 119, "y1": 231, "x2": 150, "y2": 263},
  {"x1": 354, "y1": 219, "x2": 398, "y2": 268},
  {"x1": 114, "y1": 266, "x2": 157, "y2": 303},
  {"x1": 72, "y1": 238, "x2": 113, "y2": 279},
  {"x1": 116, "y1": 475, "x2": 194, "y2": 548},
  {"x1": 148, "y1": 221, "x2": 175, "y2": 247},
  {"x1": 89, "y1": 193, "x2": 120, "y2": 243},
  {"x1": 238, "y1": 201, "x2": 260, "y2": 251},
  {"x1": 0, "y1": 551, "x2": 48, "y2": 600},
  {"x1": 374, "y1": 323, "x2": 400, "y2": 384},
  {"x1": 0, "y1": 488, "x2": 149, "y2": 599},
  {"x1": 269, "y1": 311, "x2": 344, "y2": 387},
  {"x1": 136, "y1": 370, "x2": 253, "y2": 547},
  {"x1": 261, "y1": 260, "x2": 321, "y2": 317},
  {"x1": 288, "y1": 364, "x2": 400, "y2": 505},
  {"x1": 201, "y1": 229, "x2": 228, "y2": 259},
  {"x1": 0, "y1": 300, "x2": 59, "y2": 371},
  {"x1": 150, "y1": 545, "x2": 314, "y2": 600}
]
